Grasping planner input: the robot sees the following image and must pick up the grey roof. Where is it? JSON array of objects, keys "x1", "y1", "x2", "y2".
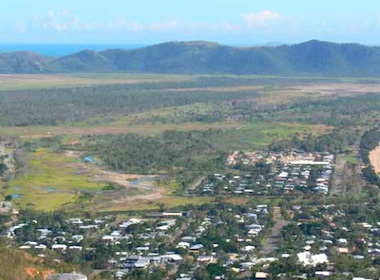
[{"x1": 47, "y1": 273, "x2": 87, "y2": 280}]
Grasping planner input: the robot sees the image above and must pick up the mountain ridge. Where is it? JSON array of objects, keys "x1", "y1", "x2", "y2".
[{"x1": 2, "y1": 40, "x2": 380, "y2": 76}]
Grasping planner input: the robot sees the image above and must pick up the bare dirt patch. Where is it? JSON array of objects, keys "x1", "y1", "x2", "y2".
[
  {"x1": 65, "y1": 150, "x2": 158, "y2": 189},
  {"x1": 256, "y1": 83, "x2": 380, "y2": 106},
  {"x1": 369, "y1": 144, "x2": 380, "y2": 174},
  {"x1": 64, "y1": 150, "x2": 165, "y2": 205},
  {"x1": 164, "y1": 85, "x2": 265, "y2": 92}
]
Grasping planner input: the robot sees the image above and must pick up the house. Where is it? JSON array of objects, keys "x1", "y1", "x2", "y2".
[
  {"x1": 102, "y1": 235, "x2": 116, "y2": 243},
  {"x1": 161, "y1": 254, "x2": 183, "y2": 263},
  {"x1": 337, "y1": 247, "x2": 349, "y2": 254},
  {"x1": 176, "y1": 242, "x2": 190, "y2": 249},
  {"x1": 243, "y1": 245, "x2": 255, "y2": 252},
  {"x1": 246, "y1": 224, "x2": 262, "y2": 233},
  {"x1": 297, "y1": 252, "x2": 328, "y2": 266},
  {"x1": 124, "y1": 255, "x2": 141, "y2": 268},
  {"x1": 79, "y1": 225, "x2": 99, "y2": 230},
  {"x1": 315, "y1": 271, "x2": 331, "y2": 278},
  {"x1": 35, "y1": 244, "x2": 47, "y2": 250},
  {"x1": 119, "y1": 218, "x2": 141, "y2": 229},
  {"x1": 69, "y1": 246, "x2": 83, "y2": 251},
  {"x1": 162, "y1": 211, "x2": 183, "y2": 217},
  {"x1": 197, "y1": 255, "x2": 213, "y2": 263},
  {"x1": 134, "y1": 257, "x2": 150, "y2": 269},
  {"x1": 255, "y1": 272, "x2": 268, "y2": 279},
  {"x1": 190, "y1": 244, "x2": 204, "y2": 253},
  {"x1": 52, "y1": 244, "x2": 67, "y2": 251},
  {"x1": 68, "y1": 218, "x2": 83, "y2": 225}
]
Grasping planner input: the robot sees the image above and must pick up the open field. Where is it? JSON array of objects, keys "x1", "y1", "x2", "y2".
[
  {"x1": 205, "y1": 122, "x2": 330, "y2": 151},
  {"x1": 6, "y1": 149, "x2": 102, "y2": 211},
  {"x1": 0, "y1": 73, "x2": 192, "y2": 91},
  {"x1": 5, "y1": 149, "x2": 162, "y2": 211},
  {"x1": 1, "y1": 120, "x2": 328, "y2": 150},
  {"x1": 0, "y1": 122, "x2": 242, "y2": 138},
  {"x1": 1, "y1": 74, "x2": 379, "y2": 212},
  {"x1": 2, "y1": 73, "x2": 380, "y2": 93}
]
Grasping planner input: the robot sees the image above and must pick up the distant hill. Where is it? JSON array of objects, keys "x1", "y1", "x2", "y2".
[
  {"x1": 0, "y1": 51, "x2": 51, "y2": 73},
  {"x1": 2, "y1": 40, "x2": 380, "y2": 76}
]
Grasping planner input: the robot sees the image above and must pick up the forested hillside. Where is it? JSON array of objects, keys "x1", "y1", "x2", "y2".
[{"x1": 3, "y1": 40, "x2": 380, "y2": 76}]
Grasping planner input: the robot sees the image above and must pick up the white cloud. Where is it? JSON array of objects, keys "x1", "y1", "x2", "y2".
[
  {"x1": 33, "y1": 10, "x2": 181, "y2": 33},
  {"x1": 107, "y1": 19, "x2": 145, "y2": 32},
  {"x1": 126, "y1": 21, "x2": 145, "y2": 32},
  {"x1": 149, "y1": 20, "x2": 179, "y2": 31},
  {"x1": 34, "y1": 10, "x2": 80, "y2": 31},
  {"x1": 243, "y1": 10, "x2": 282, "y2": 29}
]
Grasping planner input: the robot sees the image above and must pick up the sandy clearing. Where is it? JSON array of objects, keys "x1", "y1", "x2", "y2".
[
  {"x1": 369, "y1": 144, "x2": 380, "y2": 174},
  {"x1": 65, "y1": 150, "x2": 158, "y2": 189},
  {"x1": 295, "y1": 83, "x2": 380, "y2": 94},
  {"x1": 165, "y1": 83, "x2": 380, "y2": 94}
]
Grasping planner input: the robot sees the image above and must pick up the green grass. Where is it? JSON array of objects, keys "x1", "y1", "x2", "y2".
[
  {"x1": 6, "y1": 149, "x2": 104, "y2": 211},
  {"x1": 0, "y1": 122, "x2": 242, "y2": 138},
  {"x1": 206, "y1": 121, "x2": 329, "y2": 151},
  {"x1": 346, "y1": 154, "x2": 358, "y2": 164}
]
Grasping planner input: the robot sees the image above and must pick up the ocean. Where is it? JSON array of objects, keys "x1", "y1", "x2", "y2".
[{"x1": 0, "y1": 44, "x2": 146, "y2": 57}]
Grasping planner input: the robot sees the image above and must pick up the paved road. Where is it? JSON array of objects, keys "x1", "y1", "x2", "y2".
[
  {"x1": 330, "y1": 155, "x2": 346, "y2": 196},
  {"x1": 262, "y1": 207, "x2": 289, "y2": 256}
]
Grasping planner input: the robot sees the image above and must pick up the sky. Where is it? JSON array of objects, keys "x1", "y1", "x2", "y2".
[{"x1": 2, "y1": 0, "x2": 380, "y2": 45}]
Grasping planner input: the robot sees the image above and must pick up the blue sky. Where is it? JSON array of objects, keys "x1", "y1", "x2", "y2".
[{"x1": 2, "y1": 0, "x2": 380, "y2": 45}]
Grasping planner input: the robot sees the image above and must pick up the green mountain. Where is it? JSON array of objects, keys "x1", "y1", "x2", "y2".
[
  {"x1": 0, "y1": 51, "x2": 51, "y2": 73},
  {"x1": 2, "y1": 40, "x2": 380, "y2": 76}
]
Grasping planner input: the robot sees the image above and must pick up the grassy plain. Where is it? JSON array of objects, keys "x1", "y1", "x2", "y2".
[
  {"x1": 3, "y1": 73, "x2": 375, "y2": 212},
  {"x1": 0, "y1": 73, "x2": 192, "y2": 91},
  {"x1": 205, "y1": 122, "x2": 329, "y2": 151},
  {"x1": 0, "y1": 122, "x2": 243, "y2": 138}
]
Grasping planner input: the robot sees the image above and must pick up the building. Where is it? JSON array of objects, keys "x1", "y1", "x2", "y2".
[{"x1": 47, "y1": 273, "x2": 87, "y2": 280}]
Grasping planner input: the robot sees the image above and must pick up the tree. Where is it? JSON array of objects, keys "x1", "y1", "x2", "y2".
[{"x1": 0, "y1": 163, "x2": 7, "y2": 176}]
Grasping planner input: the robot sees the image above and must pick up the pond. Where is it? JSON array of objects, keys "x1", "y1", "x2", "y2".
[{"x1": 44, "y1": 187, "x2": 57, "y2": 193}]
